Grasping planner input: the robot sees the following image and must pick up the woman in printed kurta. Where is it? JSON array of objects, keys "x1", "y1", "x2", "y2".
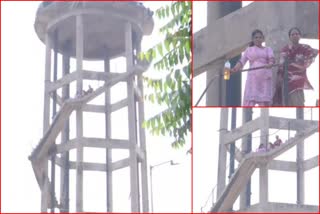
[
  {"x1": 231, "y1": 29, "x2": 275, "y2": 106},
  {"x1": 273, "y1": 27, "x2": 318, "y2": 106}
]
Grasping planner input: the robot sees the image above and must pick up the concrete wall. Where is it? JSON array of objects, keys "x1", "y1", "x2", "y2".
[{"x1": 194, "y1": 2, "x2": 318, "y2": 76}]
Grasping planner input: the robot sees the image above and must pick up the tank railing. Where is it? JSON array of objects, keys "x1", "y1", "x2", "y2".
[
  {"x1": 283, "y1": 57, "x2": 289, "y2": 106},
  {"x1": 194, "y1": 63, "x2": 280, "y2": 107},
  {"x1": 194, "y1": 74, "x2": 220, "y2": 107},
  {"x1": 200, "y1": 163, "x2": 230, "y2": 212},
  {"x1": 200, "y1": 185, "x2": 216, "y2": 213}
]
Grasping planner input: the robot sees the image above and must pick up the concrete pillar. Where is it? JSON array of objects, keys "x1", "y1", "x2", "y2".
[
  {"x1": 104, "y1": 57, "x2": 113, "y2": 212},
  {"x1": 206, "y1": 3, "x2": 241, "y2": 106},
  {"x1": 75, "y1": 15, "x2": 84, "y2": 212},
  {"x1": 205, "y1": 61, "x2": 225, "y2": 105},
  {"x1": 259, "y1": 165, "x2": 268, "y2": 206},
  {"x1": 229, "y1": 108, "x2": 237, "y2": 179},
  {"x1": 240, "y1": 108, "x2": 252, "y2": 209},
  {"x1": 43, "y1": 33, "x2": 52, "y2": 136},
  {"x1": 60, "y1": 50, "x2": 70, "y2": 212},
  {"x1": 260, "y1": 109, "x2": 269, "y2": 148},
  {"x1": 136, "y1": 42, "x2": 150, "y2": 212},
  {"x1": 296, "y1": 108, "x2": 304, "y2": 204},
  {"x1": 125, "y1": 22, "x2": 140, "y2": 212},
  {"x1": 41, "y1": 31, "x2": 52, "y2": 213},
  {"x1": 41, "y1": 174, "x2": 50, "y2": 212},
  {"x1": 206, "y1": 3, "x2": 225, "y2": 106},
  {"x1": 50, "y1": 30, "x2": 59, "y2": 213},
  {"x1": 217, "y1": 108, "x2": 228, "y2": 199},
  {"x1": 259, "y1": 109, "x2": 269, "y2": 206}
]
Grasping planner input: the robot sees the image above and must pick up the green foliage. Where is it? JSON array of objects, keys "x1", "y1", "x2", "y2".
[{"x1": 140, "y1": 2, "x2": 191, "y2": 148}]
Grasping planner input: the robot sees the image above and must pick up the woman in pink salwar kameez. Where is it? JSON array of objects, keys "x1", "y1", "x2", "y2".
[
  {"x1": 231, "y1": 29, "x2": 275, "y2": 106},
  {"x1": 273, "y1": 27, "x2": 318, "y2": 106}
]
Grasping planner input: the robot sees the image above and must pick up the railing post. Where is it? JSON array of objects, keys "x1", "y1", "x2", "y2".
[{"x1": 283, "y1": 57, "x2": 289, "y2": 106}]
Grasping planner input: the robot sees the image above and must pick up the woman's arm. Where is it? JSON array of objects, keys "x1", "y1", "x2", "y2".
[
  {"x1": 302, "y1": 44, "x2": 318, "y2": 68},
  {"x1": 231, "y1": 62, "x2": 243, "y2": 72},
  {"x1": 265, "y1": 47, "x2": 275, "y2": 68},
  {"x1": 231, "y1": 47, "x2": 249, "y2": 72}
]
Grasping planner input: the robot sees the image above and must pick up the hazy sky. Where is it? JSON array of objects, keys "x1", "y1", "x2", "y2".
[{"x1": 1, "y1": 1, "x2": 191, "y2": 212}]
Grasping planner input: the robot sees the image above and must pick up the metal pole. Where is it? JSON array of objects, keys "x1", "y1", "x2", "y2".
[
  {"x1": 226, "y1": 56, "x2": 241, "y2": 106},
  {"x1": 283, "y1": 58, "x2": 289, "y2": 106},
  {"x1": 229, "y1": 108, "x2": 236, "y2": 179},
  {"x1": 196, "y1": 64, "x2": 279, "y2": 107},
  {"x1": 149, "y1": 161, "x2": 178, "y2": 212},
  {"x1": 228, "y1": 108, "x2": 236, "y2": 211},
  {"x1": 150, "y1": 166, "x2": 154, "y2": 213},
  {"x1": 288, "y1": 121, "x2": 290, "y2": 140}
]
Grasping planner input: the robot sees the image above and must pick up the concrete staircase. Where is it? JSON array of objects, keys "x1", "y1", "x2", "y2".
[
  {"x1": 29, "y1": 64, "x2": 147, "y2": 194},
  {"x1": 211, "y1": 123, "x2": 318, "y2": 212}
]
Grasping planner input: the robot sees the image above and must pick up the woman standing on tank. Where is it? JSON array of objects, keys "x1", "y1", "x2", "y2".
[{"x1": 231, "y1": 29, "x2": 275, "y2": 106}]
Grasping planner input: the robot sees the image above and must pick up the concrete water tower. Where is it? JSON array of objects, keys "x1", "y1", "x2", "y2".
[{"x1": 29, "y1": 2, "x2": 154, "y2": 212}]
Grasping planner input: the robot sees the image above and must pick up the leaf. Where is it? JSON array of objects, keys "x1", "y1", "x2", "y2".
[
  {"x1": 140, "y1": 2, "x2": 191, "y2": 149},
  {"x1": 164, "y1": 40, "x2": 170, "y2": 52},
  {"x1": 161, "y1": 128, "x2": 165, "y2": 136},
  {"x1": 182, "y1": 66, "x2": 189, "y2": 78},
  {"x1": 172, "y1": 38, "x2": 178, "y2": 48},
  {"x1": 145, "y1": 51, "x2": 150, "y2": 62},
  {"x1": 152, "y1": 49, "x2": 156, "y2": 59},
  {"x1": 174, "y1": 69, "x2": 180, "y2": 79},
  {"x1": 175, "y1": 2, "x2": 180, "y2": 13},
  {"x1": 156, "y1": 9, "x2": 161, "y2": 19},
  {"x1": 157, "y1": 44, "x2": 163, "y2": 57},
  {"x1": 185, "y1": 47, "x2": 190, "y2": 62},
  {"x1": 173, "y1": 52, "x2": 178, "y2": 65},
  {"x1": 161, "y1": 8, "x2": 165, "y2": 18},
  {"x1": 142, "y1": 120, "x2": 147, "y2": 129},
  {"x1": 171, "y1": 3, "x2": 176, "y2": 16},
  {"x1": 166, "y1": 5, "x2": 170, "y2": 17},
  {"x1": 185, "y1": 39, "x2": 191, "y2": 53},
  {"x1": 164, "y1": 57, "x2": 169, "y2": 69},
  {"x1": 179, "y1": 46, "x2": 184, "y2": 64},
  {"x1": 138, "y1": 52, "x2": 144, "y2": 61},
  {"x1": 160, "y1": 60, "x2": 164, "y2": 70}
]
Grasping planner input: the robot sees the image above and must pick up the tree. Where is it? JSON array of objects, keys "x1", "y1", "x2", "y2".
[{"x1": 139, "y1": 2, "x2": 191, "y2": 148}]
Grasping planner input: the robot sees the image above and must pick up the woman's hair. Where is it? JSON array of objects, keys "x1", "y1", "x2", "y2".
[
  {"x1": 249, "y1": 29, "x2": 264, "y2": 47},
  {"x1": 288, "y1": 27, "x2": 301, "y2": 37}
]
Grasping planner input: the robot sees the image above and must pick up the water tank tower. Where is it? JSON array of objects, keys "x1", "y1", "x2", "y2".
[{"x1": 29, "y1": 2, "x2": 154, "y2": 212}]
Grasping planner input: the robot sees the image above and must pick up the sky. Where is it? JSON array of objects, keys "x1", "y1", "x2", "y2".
[{"x1": 1, "y1": 1, "x2": 191, "y2": 212}]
